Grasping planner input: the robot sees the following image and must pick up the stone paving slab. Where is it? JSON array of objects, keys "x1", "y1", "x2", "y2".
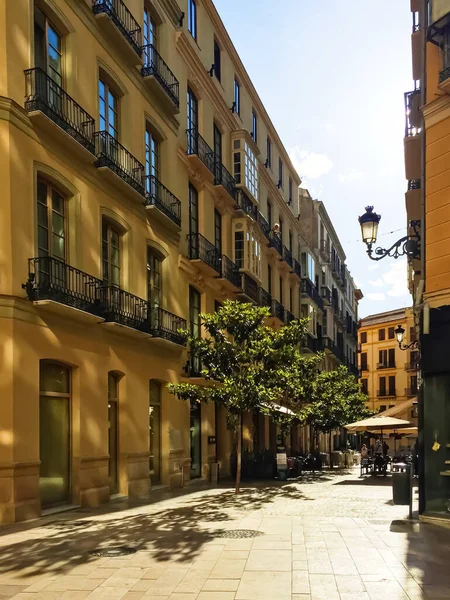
[{"x1": 0, "y1": 468, "x2": 449, "y2": 599}]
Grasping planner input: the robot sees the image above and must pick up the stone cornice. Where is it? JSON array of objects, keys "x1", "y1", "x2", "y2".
[
  {"x1": 423, "y1": 94, "x2": 450, "y2": 129},
  {"x1": 158, "y1": 0, "x2": 184, "y2": 28}
]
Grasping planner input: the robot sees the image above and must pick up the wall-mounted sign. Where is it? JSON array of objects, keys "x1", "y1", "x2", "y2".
[{"x1": 208, "y1": 436, "x2": 216, "y2": 444}]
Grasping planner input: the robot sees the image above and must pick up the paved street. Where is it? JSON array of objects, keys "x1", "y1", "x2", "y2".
[{"x1": 0, "y1": 467, "x2": 449, "y2": 600}]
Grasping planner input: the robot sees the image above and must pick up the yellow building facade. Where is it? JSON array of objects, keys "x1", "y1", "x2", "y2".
[{"x1": 358, "y1": 308, "x2": 419, "y2": 422}]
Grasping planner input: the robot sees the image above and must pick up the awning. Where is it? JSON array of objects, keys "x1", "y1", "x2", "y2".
[
  {"x1": 377, "y1": 398, "x2": 417, "y2": 418},
  {"x1": 345, "y1": 416, "x2": 411, "y2": 432}
]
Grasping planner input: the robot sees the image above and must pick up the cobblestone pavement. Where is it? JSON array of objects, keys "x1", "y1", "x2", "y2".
[{"x1": 0, "y1": 467, "x2": 449, "y2": 600}]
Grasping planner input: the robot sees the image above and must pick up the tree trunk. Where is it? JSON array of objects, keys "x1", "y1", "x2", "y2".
[{"x1": 235, "y1": 414, "x2": 242, "y2": 494}]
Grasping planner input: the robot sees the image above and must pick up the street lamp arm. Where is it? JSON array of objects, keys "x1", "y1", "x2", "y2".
[
  {"x1": 398, "y1": 340, "x2": 421, "y2": 351},
  {"x1": 365, "y1": 220, "x2": 421, "y2": 262}
]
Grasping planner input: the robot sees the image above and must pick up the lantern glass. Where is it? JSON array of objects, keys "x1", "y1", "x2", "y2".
[
  {"x1": 395, "y1": 325, "x2": 405, "y2": 344},
  {"x1": 360, "y1": 219, "x2": 379, "y2": 244}
]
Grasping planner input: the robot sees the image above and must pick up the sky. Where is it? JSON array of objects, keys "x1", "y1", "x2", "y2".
[{"x1": 213, "y1": 0, "x2": 413, "y2": 318}]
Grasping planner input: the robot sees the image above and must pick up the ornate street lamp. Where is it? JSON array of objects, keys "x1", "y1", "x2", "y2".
[
  {"x1": 358, "y1": 206, "x2": 421, "y2": 261},
  {"x1": 394, "y1": 324, "x2": 420, "y2": 351}
]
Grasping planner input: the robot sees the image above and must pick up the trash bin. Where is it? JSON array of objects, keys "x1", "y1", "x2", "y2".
[{"x1": 392, "y1": 468, "x2": 411, "y2": 505}]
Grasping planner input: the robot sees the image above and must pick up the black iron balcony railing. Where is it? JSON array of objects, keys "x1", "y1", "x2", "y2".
[
  {"x1": 141, "y1": 44, "x2": 179, "y2": 107},
  {"x1": 439, "y1": 66, "x2": 450, "y2": 84},
  {"x1": 148, "y1": 306, "x2": 186, "y2": 345},
  {"x1": 377, "y1": 389, "x2": 396, "y2": 398},
  {"x1": 282, "y1": 246, "x2": 293, "y2": 269},
  {"x1": 408, "y1": 179, "x2": 421, "y2": 191},
  {"x1": 258, "y1": 287, "x2": 272, "y2": 309},
  {"x1": 240, "y1": 273, "x2": 259, "y2": 303},
  {"x1": 302, "y1": 334, "x2": 317, "y2": 353},
  {"x1": 331, "y1": 343, "x2": 345, "y2": 363},
  {"x1": 188, "y1": 232, "x2": 221, "y2": 274},
  {"x1": 94, "y1": 131, "x2": 145, "y2": 194},
  {"x1": 285, "y1": 310, "x2": 296, "y2": 324},
  {"x1": 301, "y1": 278, "x2": 324, "y2": 311},
  {"x1": 24, "y1": 68, "x2": 96, "y2": 154},
  {"x1": 268, "y1": 231, "x2": 282, "y2": 255},
  {"x1": 93, "y1": 0, "x2": 142, "y2": 57},
  {"x1": 377, "y1": 361, "x2": 396, "y2": 370},
  {"x1": 235, "y1": 190, "x2": 257, "y2": 219},
  {"x1": 257, "y1": 211, "x2": 271, "y2": 241},
  {"x1": 405, "y1": 386, "x2": 419, "y2": 397},
  {"x1": 220, "y1": 255, "x2": 240, "y2": 288},
  {"x1": 404, "y1": 88, "x2": 421, "y2": 137},
  {"x1": 23, "y1": 256, "x2": 103, "y2": 315},
  {"x1": 360, "y1": 364, "x2": 369, "y2": 371},
  {"x1": 405, "y1": 361, "x2": 419, "y2": 371},
  {"x1": 292, "y1": 258, "x2": 301, "y2": 278},
  {"x1": 272, "y1": 299, "x2": 285, "y2": 322},
  {"x1": 102, "y1": 285, "x2": 150, "y2": 331},
  {"x1": 186, "y1": 129, "x2": 215, "y2": 174},
  {"x1": 143, "y1": 175, "x2": 181, "y2": 226},
  {"x1": 320, "y1": 285, "x2": 331, "y2": 304},
  {"x1": 214, "y1": 160, "x2": 236, "y2": 200}
]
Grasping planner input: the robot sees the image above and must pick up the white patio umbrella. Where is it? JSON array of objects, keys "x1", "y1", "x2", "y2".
[{"x1": 345, "y1": 416, "x2": 412, "y2": 456}]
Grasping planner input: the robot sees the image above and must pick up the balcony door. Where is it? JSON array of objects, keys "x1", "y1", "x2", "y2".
[
  {"x1": 143, "y1": 8, "x2": 157, "y2": 66},
  {"x1": 379, "y1": 376, "x2": 386, "y2": 396},
  {"x1": 145, "y1": 127, "x2": 159, "y2": 197},
  {"x1": 213, "y1": 123, "x2": 222, "y2": 181},
  {"x1": 34, "y1": 6, "x2": 62, "y2": 112},
  {"x1": 187, "y1": 87, "x2": 198, "y2": 152},
  {"x1": 102, "y1": 219, "x2": 121, "y2": 311},
  {"x1": 37, "y1": 179, "x2": 66, "y2": 290}
]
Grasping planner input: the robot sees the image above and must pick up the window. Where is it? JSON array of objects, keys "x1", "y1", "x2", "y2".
[
  {"x1": 188, "y1": 183, "x2": 198, "y2": 235},
  {"x1": 267, "y1": 264, "x2": 272, "y2": 295},
  {"x1": 214, "y1": 209, "x2": 222, "y2": 254},
  {"x1": 289, "y1": 287, "x2": 293, "y2": 311},
  {"x1": 360, "y1": 352, "x2": 367, "y2": 370},
  {"x1": 147, "y1": 249, "x2": 162, "y2": 307},
  {"x1": 99, "y1": 79, "x2": 118, "y2": 138},
  {"x1": 388, "y1": 327, "x2": 395, "y2": 339},
  {"x1": 378, "y1": 328, "x2": 385, "y2": 341},
  {"x1": 143, "y1": 8, "x2": 157, "y2": 68},
  {"x1": 214, "y1": 300, "x2": 222, "y2": 312},
  {"x1": 279, "y1": 277, "x2": 283, "y2": 305},
  {"x1": 289, "y1": 177, "x2": 293, "y2": 204},
  {"x1": 34, "y1": 7, "x2": 62, "y2": 86},
  {"x1": 301, "y1": 252, "x2": 315, "y2": 282},
  {"x1": 266, "y1": 136, "x2": 272, "y2": 168},
  {"x1": 379, "y1": 376, "x2": 386, "y2": 395},
  {"x1": 289, "y1": 231, "x2": 293, "y2": 254},
  {"x1": 108, "y1": 372, "x2": 119, "y2": 493},
  {"x1": 188, "y1": 0, "x2": 197, "y2": 39},
  {"x1": 361, "y1": 379, "x2": 368, "y2": 395},
  {"x1": 252, "y1": 110, "x2": 257, "y2": 143},
  {"x1": 234, "y1": 230, "x2": 244, "y2": 268},
  {"x1": 102, "y1": 219, "x2": 121, "y2": 286},
  {"x1": 189, "y1": 286, "x2": 201, "y2": 338},
  {"x1": 149, "y1": 380, "x2": 161, "y2": 484},
  {"x1": 37, "y1": 179, "x2": 66, "y2": 261},
  {"x1": 388, "y1": 375, "x2": 396, "y2": 395},
  {"x1": 187, "y1": 86, "x2": 198, "y2": 149},
  {"x1": 410, "y1": 326, "x2": 417, "y2": 342},
  {"x1": 267, "y1": 200, "x2": 272, "y2": 228},
  {"x1": 233, "y1": 78, "x2": 240, "y2": 115},
  {"x1": 360, "y1": 331, "x2": 367, "y2": 344},
  {"x1": 213, "y1": 123, "x2": 222, "y2": 163},
  {"x1": 278, "y1": 158, "x2": 283, "y2": 188},
  {"x1": 39, "y1": 361, "x2": 71, "y2": 506},
  {"x1": 233, "y1": 139, "x2": 258, "y2": 200},
  {"x1": 379, "y1": 405, "x2": 387, "y2": 413},
  {"x1": 410, "y1": 375, "x2": 418, "y2": 394},
  {"x1": 213, "y1": 39, "x2": 221, "y2": 81},
  {"x1": 145, "y1": 127, "x2": 159, "y2": 195}
]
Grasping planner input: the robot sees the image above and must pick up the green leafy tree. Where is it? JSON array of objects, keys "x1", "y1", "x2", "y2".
[
  {"x1": 305, "y1": 365, "x2": 372, "y2": 457},
  {"x1": 168, "y1": 300, "x2": 321, "y2": 493}
]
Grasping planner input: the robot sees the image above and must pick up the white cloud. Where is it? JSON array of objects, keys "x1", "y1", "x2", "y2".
[
  {"x1": 338, "y1": 169, "x2": 364, "y2": 183},
  {"x1": 366, "y1": 292, "x2": 386, "y2": 301},
  {"x1": 368, "y1": 264, "x2": 379, "y2": 271},
  {"x1": 289, "y1": 147, "x2": 333, "y2": 180},
  {"x1": 366, "y1": 260, "x2": 409, "y2": 300},
  {"x1": 369, "y1": 278, "x2": 384, "y2": 288}
]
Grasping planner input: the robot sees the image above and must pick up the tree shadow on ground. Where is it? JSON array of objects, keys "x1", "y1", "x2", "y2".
[
  {"x1": 333, "y1": 476, "x2": 394, "y2": 486},
  {"x1": 0, "y1": 481, "x2": 310, "y2": 580}
]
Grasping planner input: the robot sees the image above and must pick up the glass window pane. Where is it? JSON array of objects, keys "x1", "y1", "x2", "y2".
[
  {"x1": 38, "y1": 203, "x2": 48, "y2": 228},
  {"x1": 37, "y1": 181, "x2": 48, "y2": 206},
  {"x1": 52, "y1": 234, "x2": 65, "y2": 259},
  {"x1": 51, "y1": 190, "x2": 64, "y2": 215},
  {"x1": 48, "y1": 26, "x2": 61, "y2": 53},
  {"x1": 52, "y1": 212, "x2": 65, "y2": 238},
  {"x1": 38, "y1": 226, "x2": 49, "y2": 253},
  {"x1": 40, "y1": 362, "x2": 70, "y2": 393},
  {"x1": 111, "y1": 266, "x2": 120, "y2": 286}
]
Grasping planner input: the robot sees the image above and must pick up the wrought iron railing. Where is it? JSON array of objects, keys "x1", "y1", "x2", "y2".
[
  {"x1": 405, "y1": 361, "x2": 419, "y2": 371},
  {"x1": 93, "y1": 0, "x2": 142, "y2": 57},
  {"x1": 272, "y1": 299, "x2": 285, "y2": 322},
  {"x1": 360, "y1": 364, "x2": 369, "y2": 371},
  {"x1": 404, "y1": 89, "x2": 421, "y2": 137},
  {"x1": 24, "y1": 68, "x2": 96, "y2": 153},
  {"x1": 235, "y1": 189, "x2": 257, "y2": 219},
  {"x1": 143, "y1": 175, "x2": 181, "y2": 226},
  {"x1": 377, "y1": 389, "x2": 396, "y2": 398},
  {"x1": 439, "y1": 66, "x2": 450, "y2": 84},
  {"x1": 94, "y1": 131, "x2": 145, "y2": 194},
  {"x1": 302, "y1": 334, "x2": 317, "y2": 353},
  {"x1": 292, "y1": 258, "x2": 301, "y2": 278},
  {"x1": 377, "y1": 362, "x2": 396, "y2": 370},
  {"x1": 220, "y1": 255, "x2": 240, "y2": 288},
  {"x1": 268, "y1": 231, "x2": 282, "y2": 255},
  {"x1": 408, "y1": 179, "x2": 421, "y2": 190},
  {"x1": 405, "y1": 387, "x2": 419, "y2": 397},
  {"x1": 214, "y1": 160, "x2": 236, "y2": 200},
  {"x1": 240, "y1": 273, "x2": 259, "y2": 303},
  {"x1": 321, "y1": 286, "x2": 331, "y2": 304},
  {"x1": 24, "y1": 256, "x2": 103, "y2": 315},
  {"x1": 258, "y1": 287, "x2": 272, "y2": 309},
  {"x1": 101, "y1": 286, "x2": 150, "y2": 331},
  {"x1": 285, "y1": 310, "x2": 296, "y2": 324},
  {"x1": 257, "y1": 211, "x2": 271, "y2": 241},
  {"x1": 300, "y1": 278, "x2": 324, "y2": 310},
  {"x1": 141, "y1": 44, "x2": 179, "y2": 107},
  {"x1": 186, "y1": 129, "x2": 215, "y2": 175},
  {"x1": 188, "y1": 232, "x2": 221, "y2": 274},
  {"x1": 148, "y1": 306, "x2": 186, "y2": 345},
  {"x1": 282, "y1": 245, "x2": 293, "y2": 268}
]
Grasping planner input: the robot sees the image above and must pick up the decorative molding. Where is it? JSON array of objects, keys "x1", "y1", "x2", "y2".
[
  {"x1": 158, "y1": 0, "x2": 184, "y2": 28},
  {"x1": 423, "y1": 95, "x2": 450, "y2": 129}
]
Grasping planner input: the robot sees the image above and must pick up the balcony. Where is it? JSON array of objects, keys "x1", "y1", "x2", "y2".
[
  {"x1": 258, "y1": 287, "x2": 272, "y2": 310},
  {"x1": 281, "y1": 246, "x2": 293, "y2": 269},
  {"x1": 23, "y1": 256, "x2": 104, "y2": 323},
  {"x1": 302, "y1": 333, "x2": 317, "y2": 354},
  {"x1": 321, "y1": 285, "x2": 331, "y2": 305},
  {"x1": 285, "y1": 310, "x2": 296, "y2": 324},
  {"x1": 141, "y1": 44, "x2": 179, "y2": 113},
  {"x1": 218, "y1": 255, "x2": 241, "y2": 290},
  {"x1": 214, "y1": 161, "x2": 236, "y2": 201},
  {"x1": 377, "y1": 390, "x2": 396, "y2": 398},
  {"x1": 405, "y1": 361, "x2": 419, "y2": 371},
  {"x1": 93, "y1": 0, "x2": 142, "y2": 64},
  {"x1": 439, "y1": 65, "x2": 450, "y2": 94},
  {"x1": 235, "y1": 189, "x2": 257, "y2": 220},
  {"x1": 186, "y1": 129, "x2": 215, "y2": 180},
  {"x1": 319, "y1": 241, "x2": 331, "y2": 264},
  {"x1": 238, "y1": 273, "x2": 259, "y2": 303},
  {"x1": 300, "y1": 278, "x2": 324, "y2": 311},
  {"x1": 360, "y1": 364, "x2": 369, "y2": 372},
  {"x1": 148, "y1": 306, "x2": 186, "y2": 346},
  {"x1": 268, "y1": 232, "x2": 282, "y2": 256},
  {"x1": 377, "y1": 362, "x2": 396, "y2": 370},
  {"x1": 257, "y1": 211, "x2": 271, "y2": 241},
  {"x1": 405, "y1": 387, "x2": 419, "y2": 397},
  {"x1": 94, "y1": 131, "x2": 145, "y2": 197},
  {"x1": 291, "y1": 258, "x2": 301, "y2": 280},
  {"x1": 143, "y1": 175, "x2": 181, "y2": 229},
  {"x1": 24, "y1": 68, "x2": 96, "y2": 160},
  {"x1": 101, "y1": 286, "x2": 150, "y2": 336},
  {"x1": 188, "y1": 233, "x2": 221, "y2": 276},
  {"x1": 404, "y1": 89, "x2": 421, "y2": 138},
  {"x1": 272, "y1": 300, "x2": 285, "y2": 323}
]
